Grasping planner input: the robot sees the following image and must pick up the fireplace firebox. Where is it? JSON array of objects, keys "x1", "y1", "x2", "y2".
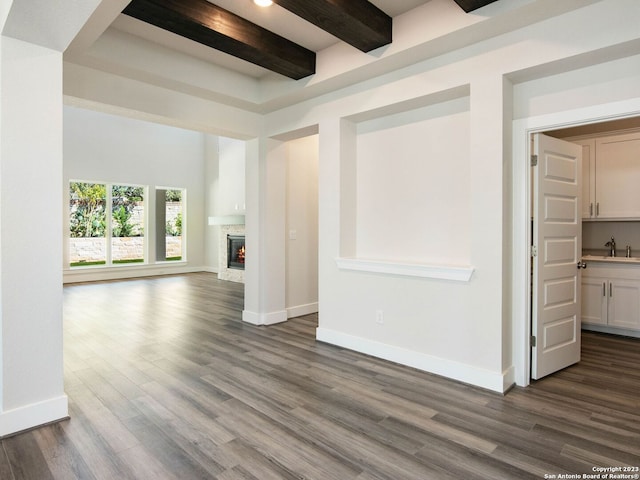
[{"x1": 227, "y1": 235, "x2": 245, "y2": 270}]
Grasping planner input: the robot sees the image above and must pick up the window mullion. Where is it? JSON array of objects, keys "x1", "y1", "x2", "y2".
[{"x1": 106, "y1": 184, "x2": 113, "y2": 266}]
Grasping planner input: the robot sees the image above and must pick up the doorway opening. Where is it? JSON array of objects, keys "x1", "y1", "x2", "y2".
[
  {"x1": 527, "y1": 115, "x2": 640, "y2": 384},
  {"x1": 284, "y1": 133, "x2": 319, "y2": 320}
]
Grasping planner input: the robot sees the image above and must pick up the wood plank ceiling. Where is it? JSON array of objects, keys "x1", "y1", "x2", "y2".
[{"x1": 123, "y1": 0, "x2": 498, "y2": 80}]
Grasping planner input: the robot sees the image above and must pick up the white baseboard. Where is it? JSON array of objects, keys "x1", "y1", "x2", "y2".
[
  {"x1": 316, "y1": 327, "x2": 510, "y2": 393},
  {"x1": 0, "y1": 395, "x2": 68, "y2": 437},
  {"x1": 582, "y1": 324, "x2": 640, "y2": 338},
  {"x1": 502, "y1": 365, "x2": 516, "y2": 392},
  {"x1": 286, "y1": 302, "x2": 318, "y2": 319},
  {"x1": 242, "y1": 309, "x2": 288, "y2": 326},
  {"x1": 63, "y1": 264, "x2": 209, "y2": 284}
]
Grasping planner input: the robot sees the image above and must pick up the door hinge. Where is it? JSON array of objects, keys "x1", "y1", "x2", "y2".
[
  {"x1": 531, "y1": 245, "x2": 537, "y2": 257},
  {"x1": 531, "y1": 335, "x2": 537, "y2": 347},
  {"x1": 531, "y1": 154, "x2": 538, "y2": 167}
]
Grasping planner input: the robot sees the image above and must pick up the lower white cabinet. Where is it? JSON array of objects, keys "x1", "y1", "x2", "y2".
[{"x1": 581, "y1": 263, "x2": 640, "y2": 334}]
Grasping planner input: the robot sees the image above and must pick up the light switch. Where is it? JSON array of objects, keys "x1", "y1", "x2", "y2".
[{"x1": 289, "y1": 230, "x2": 297, "y2": 240}]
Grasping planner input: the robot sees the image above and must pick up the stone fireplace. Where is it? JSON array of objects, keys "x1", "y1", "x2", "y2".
[{"x1": 218, "y1": 223, "x2": 245, "y2": 283}]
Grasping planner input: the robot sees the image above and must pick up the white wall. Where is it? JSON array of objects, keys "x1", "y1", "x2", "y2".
[
  {"x1": 56, "y1": 0, "x2": 640, "y2": 393},
  {"x1": 64, "y1": 110, "x2": 251, "y2": 281},
  {"x1": 5, "y1": 0, "x2": 640, "y2": 442},
  {"x1": 218, "y1": 137, "x2": 246, "y2": 215},
  {"x1": 0, "y1": 36, "x2": 68, "y2": 436},
  {"x1": 355, "y1": 98, "x2": 470, "y2": 265},
  {"x1": 204, "y1": 136, "x2": 247, "y2": 272},
  {"x1": 583, "y1": 222, "x2": 640, "y2": 255},
  {"x1": 260, "y1": 0, "x2": 640, "y2": 392},
  {"x1": 0, "y1": 0, "x2": 109, "y2": 438},
  {"x1": 63, "y1": 106, "x2": 206, "y2": 282},
  {"x1": 286, "y1": 135, "x2": 319, "y2": 318},
  {"x1": 204, "y1": 134, "x2": 219, "y2": 270},
  {"x1": 513, "y1": 54, "x2": 640, "y2": 121}
]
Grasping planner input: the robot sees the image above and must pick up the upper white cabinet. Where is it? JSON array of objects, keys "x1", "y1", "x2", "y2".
[
  {"x1": 595, "y1": 131, "x2": 640, "y2": 219},
  {"x1": 577, "y1": 131, "x2": 640, "y2": 220},
  {"x1": 573, "y1": 138, "x2": 595, "y2": 219}
]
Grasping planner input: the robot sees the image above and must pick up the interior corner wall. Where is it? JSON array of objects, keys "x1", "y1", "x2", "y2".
[
  {"x1": 285, "y1": 135, "x2": 319, "y2": 318},
  {"x1": 63, "y1": 106, "x2": 206, "y2": 282},
  {"x1": 204, "y1": 134, "x2": 220, "y2": 270},
  {"x1": 218, "y1": 137, "x2": 246, "y2": 216},
  {"x1": 0, "y1": 36, "x2": 67, "y2": 436},
  {"x1": 243, "y1": 137, "x2": 287, "y2": 326},
  {"x1": 501, "y1": 76, "x2": 514, "y2": 379}
]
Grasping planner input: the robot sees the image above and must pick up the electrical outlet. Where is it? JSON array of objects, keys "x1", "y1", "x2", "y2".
[{"x1": 375, "y1": 310, "x2": 384, "y2": 324}]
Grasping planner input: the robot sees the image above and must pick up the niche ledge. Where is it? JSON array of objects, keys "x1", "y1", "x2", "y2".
[{"x1": 335, "y1": 257, "x2": 474, "y2": 282}]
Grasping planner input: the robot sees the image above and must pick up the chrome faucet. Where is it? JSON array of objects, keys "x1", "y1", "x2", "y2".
[{"x1": 605, "y1": 236, "x2": 616, "y2": 257}]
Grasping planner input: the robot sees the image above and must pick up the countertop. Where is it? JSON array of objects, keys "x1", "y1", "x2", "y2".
[{"x1": 582, "y1": 254, "x2": 640, "y2": 264}]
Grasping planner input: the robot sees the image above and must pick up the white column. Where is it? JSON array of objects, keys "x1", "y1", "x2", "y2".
[
  {"x1": 204, "y1": 135, "x2": 220, "y2": 270},
  {"x1": 242, "y1": 137, "x2": 287, "y2": 325},
  {"x1": 0, "y1": 36, "x2": 67, "y2": 436},
  {"x1": 468, "y1": 74, "x2": 513, "y2": 389},
  {"x1": 316, "y1": 118, "x2": 356, "y2": 330}
]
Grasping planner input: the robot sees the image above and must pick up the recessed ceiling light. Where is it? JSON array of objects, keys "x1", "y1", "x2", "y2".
[{"x1": 254, "y1": 0, "x2": 273, "y2": 6}]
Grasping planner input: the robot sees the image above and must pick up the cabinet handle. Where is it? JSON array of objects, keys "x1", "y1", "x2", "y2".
[
  {"x1": 590, "y1": 203, "x2": 593, "y2": 217},
  {"x1": 603, "y1": 282, "x2": 606, "y2": 296},
  {"x1": 609, "y1": 282, "x2": 612, "y2": 297},
  {"x1": 596, "y1": 202, "x2": 600, "y2": 216}
]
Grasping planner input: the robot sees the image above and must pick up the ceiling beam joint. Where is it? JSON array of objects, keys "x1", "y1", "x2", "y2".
[
  {"x1": 273, "y1": 0, "x2": 392, "y2": 53},
  {"x1": 123, "y1": 0, "x2": 316, "y2": 80}
]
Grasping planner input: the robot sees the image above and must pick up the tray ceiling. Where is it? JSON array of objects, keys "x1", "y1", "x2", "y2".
[{"x1": 120, "y1": 0, "x2": 497, "y2": 79}]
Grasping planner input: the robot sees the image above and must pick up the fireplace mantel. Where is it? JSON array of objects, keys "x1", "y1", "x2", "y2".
[{"x1": 208, "y1": 215, "x2": 245, "y2": 226}]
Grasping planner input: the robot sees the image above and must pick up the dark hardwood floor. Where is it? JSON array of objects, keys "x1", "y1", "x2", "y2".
[{"x1": 1, "y1": 272, "x2": 639, "y2": 479}]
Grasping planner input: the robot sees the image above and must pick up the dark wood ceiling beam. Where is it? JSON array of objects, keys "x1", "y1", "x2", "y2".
[
  {"x1": 123, "y1": 0, "x2": 315, "y2": 80},
  {"x1": 453, "y1": 0, "x2": 499, "y2": 13},
  {"x1": 273, "y1": 0, "x2": 391, "y2": 53}
]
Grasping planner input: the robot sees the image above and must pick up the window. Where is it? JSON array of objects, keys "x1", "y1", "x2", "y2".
[
  {"x1": 69, "y1": 182, "x2": 107, "y2": 266},
  {"x1": 69, "y1": 181, "x2": 186, "y2": 268},
  {"x1": 111, "y1": 185, "x2": 145, "y2": 264},
  {"x1": 69, "y1": 181, "x2": 146, "y2": 267},
  {"x1": 156, "y1": 188, "x2": 185, "y2": 262}
]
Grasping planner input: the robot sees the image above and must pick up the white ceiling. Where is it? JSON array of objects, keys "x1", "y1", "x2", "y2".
[
  {"x1": 108, "y1": 0, "x2": 433, "y2": 78},
  {"x1": 64, "y1": 0, "x2": 593, "y2": 115}
]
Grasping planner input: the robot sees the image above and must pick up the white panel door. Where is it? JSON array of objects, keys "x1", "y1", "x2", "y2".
[{"x1": 532, "y1": 133, "x2": 583, "y2": 380}]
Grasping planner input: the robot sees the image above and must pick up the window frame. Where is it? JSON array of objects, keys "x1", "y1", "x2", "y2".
[
  {"x1": 69, "y1": 180, "x2": 149, "y2": 268},
  {"x1": 156, "y1": 186, "x2": 187, "y2": 263}
]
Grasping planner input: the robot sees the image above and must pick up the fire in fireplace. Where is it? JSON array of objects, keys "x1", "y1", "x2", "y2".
[{"x1": 227, "y1": 235, "x2": 245, "y2": 270}]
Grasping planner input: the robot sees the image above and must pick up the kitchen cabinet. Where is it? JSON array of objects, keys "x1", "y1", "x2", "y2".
[
  {"x1": 572, "y1": 138, "x2": 595, "y2": 219},
  {"x1": 595, "y1": 131, "x2": 640, "y2": 218},
  {"x1": 581, "y1": 262, "x2": 640, "y2": 335},
  {"x1": 573, "y1": 131, "x2": 640, "y2": 220}
]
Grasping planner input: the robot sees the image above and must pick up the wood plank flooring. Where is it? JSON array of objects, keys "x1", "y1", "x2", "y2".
[{"x1": 2, "y1": 272, "x2": 639, "y2": 479}]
